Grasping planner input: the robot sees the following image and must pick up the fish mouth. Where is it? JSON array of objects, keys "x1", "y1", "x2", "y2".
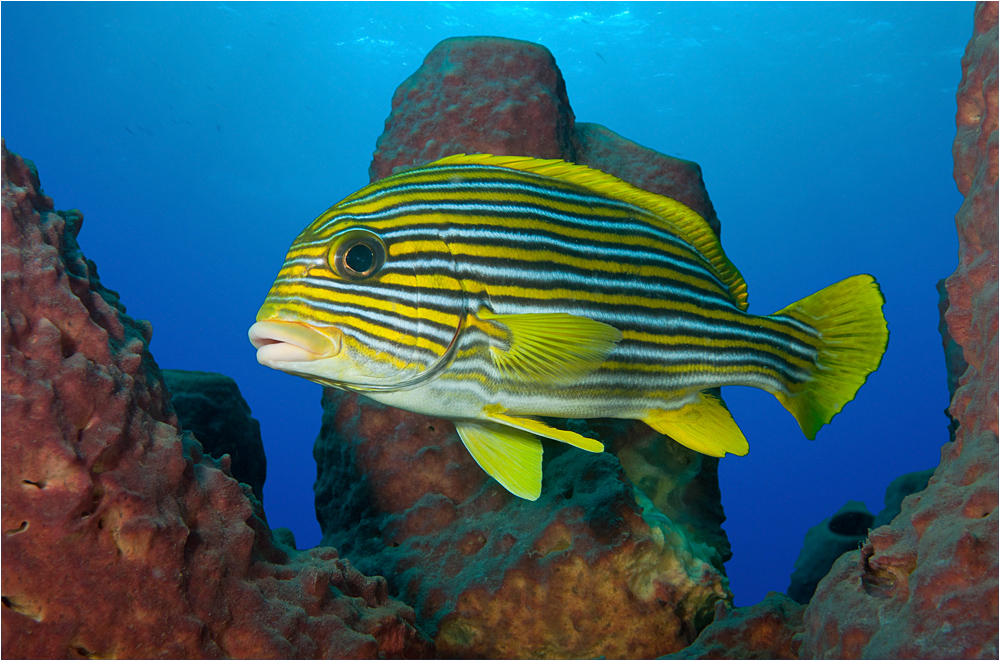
[{"x1": 248, "y1": 321, "x2": 341, "y2": 363}]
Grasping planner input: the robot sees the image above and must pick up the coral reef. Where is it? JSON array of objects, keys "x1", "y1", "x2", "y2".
[
  {"x1": 316, "y1": 391, "x2": 729, "y2": 659},
  {"x1": 938, "y1": 279, "x2": 969, "y2": 440},
  {"x1": 802, "y1": 5, "x2": 999, "y2": 657},
  {"x1": 664, "y1": 593, "x2": 805, "y2": 660},
  {"x1": 1, "y1": 141, "x2": 433, "y2": 659},
  {"x1": 4, "y1": 5, "x2": 995, "y2": 655},
  {"x1": 869, "y1": 469, "x2": 934, "y2": 530},
  {"x1": 683, "y1": 4, "x2": 998, "y2": 657},
  {"x1": 800, "y1": 5, "x2": 998, "y2": 656},
  {"x1": 594, "y1": 417, "x2": 731, "y2": 566},
  {"x1": 313, "y1": 36, "x2": 739, "y2": 659},
  {"x1": 371, "y1": 36, "x2": 719, "y2": 234},
  {"x1": 786, "y1": 469, "x2": 933, "y2": 605},
  {"x1": 163, "y1": 369, "x2": 267, "y2": 502},
  {"x1": 371, "y1": 37, "x2": 575, "y2": 180},
  {"x1": 786, "y1": 501, "x2": 873, "y2": 604},
  {"x1": 572, "y1": 122, "x2": 719, "y2": 236}
]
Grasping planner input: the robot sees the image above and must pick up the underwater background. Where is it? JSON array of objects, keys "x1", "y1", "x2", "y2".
[{"x1": 1, "y1": 1, "x2": 974, "y2": 607}]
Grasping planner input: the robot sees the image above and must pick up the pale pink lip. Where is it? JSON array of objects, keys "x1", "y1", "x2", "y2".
[{"x1": 248, "y1": 321, "x2": 341, "y2": 363}]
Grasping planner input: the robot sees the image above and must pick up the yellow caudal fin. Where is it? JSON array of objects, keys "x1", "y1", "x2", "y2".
[
  {"x1": 643, "y1": 392, "x2": 749, "y2": 457},
  {"x1": 772, "y1": 274, "x2": 889, "y2": 439}
]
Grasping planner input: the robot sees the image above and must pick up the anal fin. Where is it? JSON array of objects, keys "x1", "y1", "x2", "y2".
[
  {"x1": 483, "y1": 406, "x2": 604, "y2": 453},
  {"x1": 642, "y1": 392, "x2": 749, "y2": 457}
]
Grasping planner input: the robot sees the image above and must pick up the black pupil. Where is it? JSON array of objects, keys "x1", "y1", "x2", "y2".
[{"x1": 345, "y1": 242, "x2": 375, "y2": 274}]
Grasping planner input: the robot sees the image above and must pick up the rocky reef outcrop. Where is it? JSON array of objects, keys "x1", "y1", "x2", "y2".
[
  {"x1": 786, "y1": 468, "x2": 934, "y2": 605},
  {"x1": 3, "y1": 4, "x2": 996, "y2": 656},
  {"x1": 786, "y1": 501, "x2": 874, "y2": 605},
  {"x1": 314, "y1": 36, "x2": 733, "y2": 658},
  {"x1": 371, "y1": 36, "x2": 720, "y2": 235},
  {"x1": 804, "y1": 5, "x2": 998, "y2": 657},
  {"x1": 316, "y1": 392, "x2": 730, "y2": 659},
  {"x1": 672, "y1": 3, "x2": 999, "y2": 657},
  {"x1": 1, "y1": 141, "x2": 433, "y2": 658},
  {"x1": 799, "y1": 4, "x2": 998, "y2": 657},
  {"x1": 938, "y1": 279, "x2": 970, "y2": 440},
  {"x1": 666, "y1": 593, "x2": 806, "y2": 660},
  {"x1": 163, "y1": 369, "x2": 268, "y2": 503}
]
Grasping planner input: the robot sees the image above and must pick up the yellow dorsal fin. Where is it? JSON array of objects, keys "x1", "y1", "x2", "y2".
[
  {"x1": 429, "y1": 153, "x2": 749, "y2": 310},
  {"x1": 478, "y1": 309, "x2": 622, "y2": 385},
  {"x1": 454, "y1": 420, "x2": 543, "y2": 500},
  {"x1": 483, "y1": 405, "x2": 605, "y2": 453},
  {"x1": 642, "y1": 392, "x2": 749, "y2": 457}
]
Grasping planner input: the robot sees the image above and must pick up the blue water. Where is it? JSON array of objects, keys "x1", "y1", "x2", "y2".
[{"x1": 2, "y1": 2, "x2": 972, "y2": 608}]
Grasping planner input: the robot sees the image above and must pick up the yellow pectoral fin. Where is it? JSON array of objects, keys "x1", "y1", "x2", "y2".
[
  {"x1": 483, "y1": 406, "x2": 605, "y2": 453},
  {"x1": 454, "y1": 420, "x2": 544, "y2": 500},
  {"x1": 643, "y1": 392, "x2": 749, "y2": 457},
  {"x1": 478, "y1": 309, "x2": 622, "y2": 385}
]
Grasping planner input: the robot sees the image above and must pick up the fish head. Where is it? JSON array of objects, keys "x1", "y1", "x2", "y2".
[{"x1": 249, "y1": 208, "x2": 464, "y2": 392}]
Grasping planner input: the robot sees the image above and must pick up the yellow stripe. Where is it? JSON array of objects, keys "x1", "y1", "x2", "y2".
[
  {"x1": 375, "y1": 212, "x2": 703, "y2": 263},
  {"x1": 265, "y1": 298, "x2": 451, "y2": 356},
  {"x1": 452, "y1": 279, "x2": 819, "y2": 349},
  {"x1": 319, "y1": 207, "x2": 710, "y2": 272},
  {"x1": 325, "y1": 168, "x2": 599, "y2": 217},
  {"x1": 387, "y1": 239, "x2": 447, "y2": 257},
  {"x1": 433, "y1": 366, "x2": 691, "y2": 402},
  {"x1": 342, "y1": 335, "x2": 410, "y2": 370},
  {"x1": 284, "y1": 245, "x2": 329, "y2": 258},
  {"x1": 442, "y1": 242, "x2": 722, "y2": 295},
  {"x1": 456, "y1": 279, "x2": 726, "y2": 321},
  {"x1": 378, "y1": 272, "x2": 463, "y2": 292},
  {"x1": 600, "y1": 359, "x2": 790, "y2": 381},
  {"x1": 618, "y1": 331, "x2": 815, "y2": 370},
  {"x1": 342, "y1": 186, "x2": 631, "y2": 221},
  {"x1": 275, "y1": 282, "x2": 459, "y2": 329}
]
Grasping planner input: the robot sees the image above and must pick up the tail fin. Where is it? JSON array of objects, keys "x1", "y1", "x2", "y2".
[{"x1": 772, "y1": 274, "x2": 888, "y2": 439}]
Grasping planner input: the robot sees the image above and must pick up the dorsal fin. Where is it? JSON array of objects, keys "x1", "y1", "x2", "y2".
[{"x1": 427, "y1": 153, "x2": 749, "y2": 310}]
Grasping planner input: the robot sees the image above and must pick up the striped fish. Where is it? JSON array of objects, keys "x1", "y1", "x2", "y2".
[{"x1": 249, "y1": 154, "x2": 889, "y2": 500}]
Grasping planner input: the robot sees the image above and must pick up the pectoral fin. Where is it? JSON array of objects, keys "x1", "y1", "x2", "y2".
[
  {"x1": 454, "y1": 420, "x2": 544, "y2": 500},
  {"x1": 483, "y1": 405, "x2": 604, "y2": 453},
  {"x1": 642, "y1": 392, "x2": 749, "y2": 457},
  {"x1": 478, "y1": 309, "x2": 622, "y2": 385}
]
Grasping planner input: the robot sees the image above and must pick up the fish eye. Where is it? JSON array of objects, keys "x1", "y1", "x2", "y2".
[
  {"x1": 330, "y1": 230, "x2": 386, "y2": 280},
  {"x1": 345, "y1": 243, "x2": 375, "y2": 273}
]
